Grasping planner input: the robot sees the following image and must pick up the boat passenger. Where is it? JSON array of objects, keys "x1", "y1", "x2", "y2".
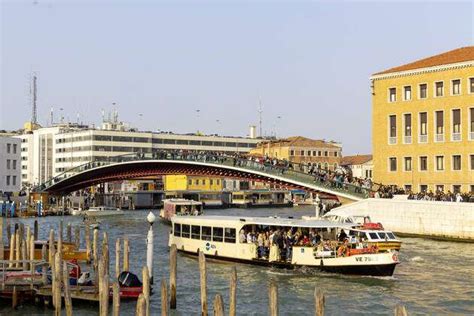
[
  {"x1": 338, "y1": 230, "x2": 347, "y2": 242},
  {"x1": 257, "y1": 233, "x2": 265, "y2": 258},
  {"x1": 239, "y1": 229, "x2": 246, "y2": 243}
]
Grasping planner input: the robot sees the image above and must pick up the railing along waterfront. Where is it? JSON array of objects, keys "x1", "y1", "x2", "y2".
[{"x1": 35, "y1": 151, "x2": 373, "y2": 199}]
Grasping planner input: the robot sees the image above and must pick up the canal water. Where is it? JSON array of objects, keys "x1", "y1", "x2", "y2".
[{"x1": 1, "y1": 206, "x2": 473, "y2": 315}]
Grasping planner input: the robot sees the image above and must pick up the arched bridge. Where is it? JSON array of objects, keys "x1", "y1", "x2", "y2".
[{"x1": 36, "y1": 152, "x2": 372, "y2": 202}]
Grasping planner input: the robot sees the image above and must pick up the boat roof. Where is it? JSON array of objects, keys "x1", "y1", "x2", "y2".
[
  {"x1": 172, "y1": 215, "x2": 353, "y2": 229},
  {"x1": 164, "y1": 198, "x2": 202, "y2": 205}
]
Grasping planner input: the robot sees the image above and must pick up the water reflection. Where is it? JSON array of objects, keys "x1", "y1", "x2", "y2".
[{"x1": 1, "y1": 206, "x2": 473, "y2": 315}]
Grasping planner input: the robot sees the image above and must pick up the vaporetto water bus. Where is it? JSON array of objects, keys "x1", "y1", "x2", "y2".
[{"x1": 169, "y1": 216, "x2": 400, "y2": 276}]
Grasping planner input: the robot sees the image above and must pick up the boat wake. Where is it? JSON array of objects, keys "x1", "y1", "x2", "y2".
[{"x1": 410, "y1": 256, "x2": 424, "y2": 262}]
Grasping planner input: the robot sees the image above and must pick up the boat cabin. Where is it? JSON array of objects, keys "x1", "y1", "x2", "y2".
[{"x1": 169, "y1": 216, "x2": 400, "y2": 276}]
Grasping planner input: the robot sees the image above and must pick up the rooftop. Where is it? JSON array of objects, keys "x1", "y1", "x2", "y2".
[
  {"x1": 341, "y1": 154, "x2": 373, "y2": 166},
  {"x1": 373, "y1": 46, "x2": 474, "y2": 76},
  {"x1": 257, "y1": 136, "x2": 340, "y2": 149}
]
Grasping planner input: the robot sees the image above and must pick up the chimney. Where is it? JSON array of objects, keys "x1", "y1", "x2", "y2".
[{"x1": 249, "y1": 125, "x2": 257, "y2": 139}]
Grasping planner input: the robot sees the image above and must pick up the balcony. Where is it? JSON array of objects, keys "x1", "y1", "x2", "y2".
[
  {"x1": 404, "y1": 136, "x2": 412, "y2": 144},
  {"x1": 388, "y1": 137, "x2": 397, "y2": 145},
  {"x1": 451, "y1": 133, "x2": 461, "y2": 141},
  {"x1": 435, "y1": 134, "x2": 444, "y2": 142},
  {"x1": 418, "y1": 135, "x2": 428, "y2": 143}
]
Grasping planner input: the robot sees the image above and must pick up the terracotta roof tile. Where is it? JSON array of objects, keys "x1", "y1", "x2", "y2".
[
  {"x1": 341, "y1": 154, "x2": 372, "y2": 166},
  {"x1": 373, "y1": 46, "x2": 474, "y2": 76},
  {"x1": 260, "y1": 136, "x2": 339, "y2": 148}
]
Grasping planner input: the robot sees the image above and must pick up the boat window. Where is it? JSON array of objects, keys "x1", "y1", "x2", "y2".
[
  {"x1": 359, "y1": 232, "x2": 367, "y2": 240},
  {"x1": 174, "y1": 223, "x2": 181, "y2": 237},
  {"x1": 191, "y1": 226, "x2": 201, "y2": 240},
  {"x1": 387, "y1": 232, "x2": 396, "y2": 239},
  {"x1": 202, "y1": 226, "x2": 212, "y2": 241},
  {"x1": 182, "y1": 224, "x2": 190, "y2": 238},
  {"x1": 224, "y1": 228, "x2": 236, "y2": 243},
  {"x1": 378, "y1": 232, "x2": 387, "y2": 239},
  {"x1": 212, "y1": 227, "x2": 223, "y2": 242},
  {"x1": 368, "y1": 232, "x2": 379, "y2": 240}
]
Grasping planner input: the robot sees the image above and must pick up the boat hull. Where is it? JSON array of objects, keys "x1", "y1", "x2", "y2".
[{"x1": 176, "y1": 248, "x2": 398, "y2": 277}]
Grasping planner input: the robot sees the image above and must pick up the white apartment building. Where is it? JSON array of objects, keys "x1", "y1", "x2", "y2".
[
  {"x1": 340, "y1": 155, "x2": 373, "y2": 179},
  {"x1": 16, "y1": 119, "x2": 261, "y2": 187},
  {"x1": 0, "y1": 135, "x2": 21, "y2": 193}
]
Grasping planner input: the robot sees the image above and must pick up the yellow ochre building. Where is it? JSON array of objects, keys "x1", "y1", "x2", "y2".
[{"x1": 371, "y1": 46, "x2": 474, "y2": 193}]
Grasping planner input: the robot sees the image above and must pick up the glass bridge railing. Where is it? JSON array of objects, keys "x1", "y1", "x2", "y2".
[{"x1": 35, "y1": 151, "x2": 373, "y2": 199}]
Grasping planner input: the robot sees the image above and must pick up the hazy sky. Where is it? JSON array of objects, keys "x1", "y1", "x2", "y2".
[{"x1": 1, "y1": 1, "x2": 473, "y2": 154}]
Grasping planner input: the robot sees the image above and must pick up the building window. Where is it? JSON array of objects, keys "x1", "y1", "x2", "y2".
[
  {"x1": 6, "y1": 159, "x2": 10, "y2": 169},
  {"x1": 307, "y1": 150, "x2": 311, "y2": 156},
  {"x1": 452, "y1": 109, "x2": 461, "y2": 141},
  {"x1": 7, "y1": 143, "x2": 11, "y2": 153},
  {"x1": 12, "y1": 176, "x2": 16, "y2": 186},
  {"x1": 404, "y1": 157, "x2": 412, "y2": 171},
  {"x1": 312, "y1": 151, "x2": 317, "y2": 156},
  {"x1": 13, "y1": 144, "x2": 17, "y2": 154},
  {"x1": 404, "y1": 113, "x2": 412, "y2": 143},
  {"x1": 389, "y1": 115, "x2": 397, "y2": 144},
  {"x1": 389, "y1": 157, "x2": 397, "y2": 171},
  {"x1": 436, "y1": 156, "x2": 444, "y2": 171},
  {"x1": 210, "y1": 179, "x2": 213, "y2": 185},
  {"x1": 471, "y1": 185, "x2": 474, "y2": 193},
  {"x1": 404, "y1": 86, "x2": 411, "y2": 100},
  {"x1": 470, "y1": 78, "x2": 474, "y2": 93},
  {"x1": 6, "y1": 176, "x2": 10, "y2": 186},
  {"x1": 195, "y1": 180, "x2": 199, "y2": 185},
  {"x1": 470, "y1": 108, "x2": 474, "y2": 140},
  {"x1": 470, "y1": 155, "x2": 474, "y2": 170},
  {"x1": 435, "y1": 111, "x2": 444, "y2": 142},
  {"x1": 317, "y1": 151, "x2": 321, "y2": 156},
  {"x1": 324, "y1": 151, "x2": 328, "y2": 157},
  {"x1": 404, "y1": 185, "x2": 412, "y2": 192},
  {"x1": 420, "y1": 184, "x2": 428, "y2": 192},
  {"x1": 435, "y1": 81, "x2": 444, "y2": 97},
  {"x1": 300, "y1": 150, "x2": 305, "y2": 156},
  {"x1": 419, "y1": 112, "x2": 427, "y2": 143},
  {"x1": 453, "y1": 185, "x2": 461, "y2": 193},
  {"x1": 12, "y1": 160, "x2": 16, "y2": 170},
  {"x1": 389, "y1": 88, "x2": 396, "y2": 102},
  {"x1": 452, "y1": 155, "x2": 461, "y2": 171},
  {"x1": 436, "y1": 185, "x2": 444, "y2": 192},
  {"x1": 419, "y1": 156, "x2": 428, "y2": 171},
  {"x1": 419, "y1": 83, "x2": 427, "y2": 99},
  {"x1": 290, "y1": 150, "x2": 294, "y2": 156},
  {"x1": 452, "y1": 79, "x2": 461, "y2": 95}
]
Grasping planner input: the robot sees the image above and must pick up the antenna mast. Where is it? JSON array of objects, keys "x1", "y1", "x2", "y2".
[
  {"x1": 258, "y1": 98, "x2": 263, "y2": 137},
  {"x1": 31, "y1": 74, "x2": 38, "y2": 124}
]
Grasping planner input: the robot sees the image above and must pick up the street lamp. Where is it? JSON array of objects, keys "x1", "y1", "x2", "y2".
[{"x1": 146, "y1": 211, "x2": 156, "y2": 284}]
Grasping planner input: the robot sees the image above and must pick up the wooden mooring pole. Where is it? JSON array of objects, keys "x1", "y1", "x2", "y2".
[
  {"x1": 115, "y1": 238, "x2": 121, "y2": 280},
  {"x1": 199, "y1": 250, "x2": 208, "y2": 316},
  {"x1": 395, "y1": 305, "x2": 408, "y2": 316},
  {"x1": 123, "y1": 238, "x2": 130, "y2": 272},
  {"x1": 99, "y1": 258, "x2": 109, "y2": 316},
  {"x1": 54, "y1": 251, "x2": 62, "y2": 316},
  {"x1": 85, "y1": 225, "x2": 91, "y2": 263},
  {"x1": 161, "y1": 279, "x2": 169, "y2": 316},
  {"x1": 314, "y1": 288, "x2": 325, "y2": 316},
  {"x1": 67, "y1": 222, "x2": 72, "y2": 243},
  {"x1": 34, "y1": 220, "x2": 38, "y2": 240},
  {"x1": 229, "y1": 266, "x2": 237, "y2": 316},
  {"x1": 169, "y1": 244, "x2": 177, "y2": 309},
  {"x1": 113, "y1": 282, "x2": 121, "y2": 316},
  {"x1": 0, "y1": 218, "x2": 3, "y2": 260},
  {"x1": 74, "y1": 225, "x2": 81, "y2": 249},
  {"x1": 136, "y1": 293, "x2": 146, "y2": 316},
  {"x1": 268, "y1": 281, "x2": 278, "y2": 316},
  {"x1": 213, "y1": 294, "x2": 224, "y2": 316},
  {"x1": 63, "y1": 261, "x2": 73, "y2": 316}
]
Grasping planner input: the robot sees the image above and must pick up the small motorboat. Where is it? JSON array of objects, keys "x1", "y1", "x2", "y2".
[{"x1": 85, "y1": 206, "x2": 124, "y2": 217}]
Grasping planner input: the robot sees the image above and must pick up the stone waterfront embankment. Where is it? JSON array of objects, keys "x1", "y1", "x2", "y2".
[{"x1": 327, "y1": 198, "x2": 474, "y2": 241}]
